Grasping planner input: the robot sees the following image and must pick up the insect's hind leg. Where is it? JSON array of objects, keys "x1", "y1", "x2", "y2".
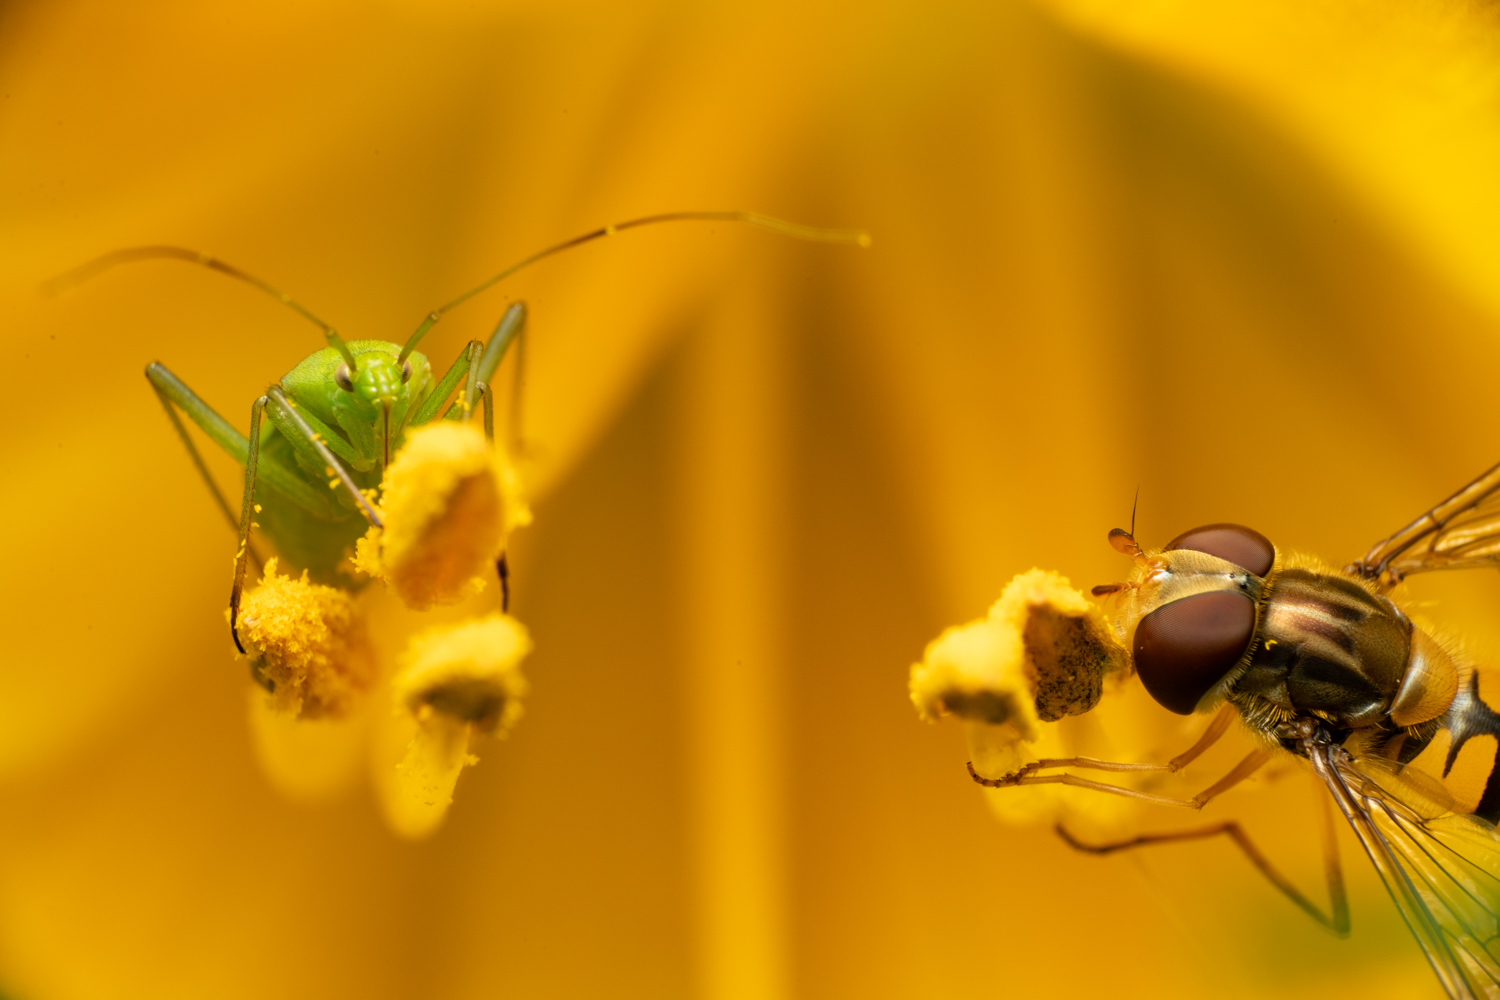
[
  {"x1": 473, "y1": 302, "x2": 527, "y2": 454},
  {"x1": 145, "y1": 363, "x2": 262, "y2": 573},
  {"x1": 1055, "y1": 809, "x2": 1350, "y2": 936}
]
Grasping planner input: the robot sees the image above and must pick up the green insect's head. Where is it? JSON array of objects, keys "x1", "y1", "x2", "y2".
[{"x1": 335, "y1": 352, "x2": 410, "y2": 408}]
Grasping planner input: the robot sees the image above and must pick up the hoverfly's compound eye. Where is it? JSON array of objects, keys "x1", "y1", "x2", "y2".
[
  {"x1": 1164, "y1": 523, "x2": 1274, "y2": 577},
  {"x1": 1134, "y1": 591, "x2": 1255, "y2": 714},
  {"x1": 401, "y1": 360, "x2": 412, "y2": 384},
  {"x1": 334, "y1": 364, "x2": 354, "y2": 392}
]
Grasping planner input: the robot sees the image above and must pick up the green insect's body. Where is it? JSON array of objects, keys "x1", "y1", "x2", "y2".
[
  {"x1": 145, "y1": 304, "x2": 522, "y2": 652},
  {"x1": 260, "y1": 342, "x2": 434, "y2": 582},
  {"x1": 63, "y1": 211, "x2": 869, "y2": 653}
]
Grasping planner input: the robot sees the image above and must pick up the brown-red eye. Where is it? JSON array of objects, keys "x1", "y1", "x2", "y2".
[
  {"x1": 1164, "y1": 523, "x2": 1274, "y2": 577},
  {"x1": 1134, "y1": 591, "x2": 1255, "y2": 714}
]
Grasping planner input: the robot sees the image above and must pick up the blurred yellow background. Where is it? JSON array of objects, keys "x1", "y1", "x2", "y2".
[{"x1": 4, "y1": 0, "x2": 1500, "y2": 998}]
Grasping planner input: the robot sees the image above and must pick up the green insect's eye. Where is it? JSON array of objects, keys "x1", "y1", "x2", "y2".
[
  {"x1": 401, "y1": 360, "x2": 412, "y2": 384},
  {"x1": 335, "y1": 364, "x2": 354, "y2": 392}
]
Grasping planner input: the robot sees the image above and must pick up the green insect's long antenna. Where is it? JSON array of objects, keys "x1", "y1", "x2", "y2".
[
  {"x1": 395, "y1": 211, "x2": 873, "y2": 362},
  {"x1": 43, "y1": 245, "x2": 363, "y2": 374}
]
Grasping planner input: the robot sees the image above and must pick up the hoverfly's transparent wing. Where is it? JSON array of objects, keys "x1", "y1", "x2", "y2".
[
  {"x1": 1352, "y1": 459, "x2": 1500, "y2": 584},
  {"x1": 1312, "y1": 743, "x2": 1500, "y2": 999}
]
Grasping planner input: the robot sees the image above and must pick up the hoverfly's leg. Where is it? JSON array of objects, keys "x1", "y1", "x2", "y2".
[
  {"x1": 970, "y1": 748, "x2": 1272, "y2": 811},
  {"x1": 145, "y1": 363, "x2": 263, "y2": 573},
  {"x1": 229, "y1": 395, "x2": 270, "y2": 654},
  {"x1": 408, "y1": 340, "x2": 483, "y2": 428},
  {"x1": 1055, "y1": 819, "x2": 1350, "y2": 935},
  {"x1": 1014, "y1": 704, "x2": 1237, "y2": 778},
  {"x1": 264, "y1": 387, "x2": 382, "y2": 528},
  {"x1": 1316, "y1": 775, "x2": 1351, "y2": 934}
]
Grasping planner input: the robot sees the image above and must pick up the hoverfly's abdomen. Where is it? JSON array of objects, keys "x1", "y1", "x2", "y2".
[{"x1": 1240, "y1": 569, "x2": 1411, "y2": 727}]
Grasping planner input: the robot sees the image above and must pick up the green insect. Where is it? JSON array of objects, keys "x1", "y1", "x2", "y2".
[{"x1": 51, "y1": 212, "x2": 869, "y2": 655}]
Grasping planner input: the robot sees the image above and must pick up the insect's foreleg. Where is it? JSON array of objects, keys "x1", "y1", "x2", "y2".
[
  {"x1": 968, "y1": 748, "x2": 1272, "y2": 811},
  {"x1": 1012, "y1": 704, "x2": 1238, "y2": 779},
  {"x1": 1055, "y1": 819, "x2": 1350, "y2": 936},
  {"x1": 229, "y1": 396, "x2": 269, "y2": 654},
  {"x1": 265, "y1": 388, "x2": 382, "y2": 528}
]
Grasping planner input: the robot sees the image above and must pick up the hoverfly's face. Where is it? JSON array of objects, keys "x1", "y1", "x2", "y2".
[{"x1": 1107, "y1": 524, "x2": 1276, "y2": 715}]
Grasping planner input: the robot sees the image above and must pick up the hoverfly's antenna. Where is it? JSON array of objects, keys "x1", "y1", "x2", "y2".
[
  {"x1": 1092, "y1": 490, "x2": 1164, "y2": 597},
  {"x1": 394, "y1": 210, "x2": 873, "y2": 363},
  {"x1": 43, "y1": 245, "x2": 363, "y2": 374}
]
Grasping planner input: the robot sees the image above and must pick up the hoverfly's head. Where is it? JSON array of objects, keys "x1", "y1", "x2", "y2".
[
  {"x1": 1094, "y1": 523, "x2": 1276, "y2": 715},
  {"x1": 336, "y1": 353, "x2": 412, "y2": 409}
]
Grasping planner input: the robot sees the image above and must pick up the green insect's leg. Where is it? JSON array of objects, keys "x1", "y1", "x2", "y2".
[
  {"x1": 229, "y1": 395, "x2": 270, "y2": 653},
  {"x1": 475, "y1": 380, "x2": 494, "y2": 443},
  {"x1": 146, "y1": 362, "x2": 336, "y2": 516},
  {"x1": 144, "y1": 363, "x2": 253, "y2": 547},
  {"x1": 407, "y1": 340, "x2": 482, "y2": 428},
  {"x1": 264, "y1": 387, "x2": 383, "y2": 528},
  {"x1": 473, "y1": 378, "x2": 508, "y2": 612},
  {"x1": 473, "y1": 303, "x2": 528, "y2": 453},
  {"x1": 475, "y1": 302, "x2": 525, "y2": 386}
]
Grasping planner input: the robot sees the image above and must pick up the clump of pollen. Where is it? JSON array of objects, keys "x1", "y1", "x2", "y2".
[
  {"x1": 234, "y1": 558, "x2": 374, "y2": 719},
  {"x1": 354, "y1": 421, "x2": 530, "y2": 609},
  {"x1": 910, "y1": 569, "x2": 1124, "y2": 737}
]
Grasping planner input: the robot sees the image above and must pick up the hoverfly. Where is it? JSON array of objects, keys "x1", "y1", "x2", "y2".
[{"x1": 969, "y1": 461, "x2": 1500, "y2": 999}]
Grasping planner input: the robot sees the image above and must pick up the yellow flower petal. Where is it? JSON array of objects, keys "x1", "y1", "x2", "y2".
[
  {"x1": 354, "y1": 422, "x2": 530, "y2": 611},
  {"x1": 234, "y1": 558, "x2": 375, "y2": 720},
  {"x1": 376, "y1": 613, "x2": 532, "y2": 838},
  {"x1": 245, "y1": 688, "x2": 370, "y2": 803}
]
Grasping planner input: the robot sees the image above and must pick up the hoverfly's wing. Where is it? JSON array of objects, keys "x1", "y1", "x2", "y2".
[
  {"x1": 1314, "y1": 744, "x2": 1500, "y2": 999},
  {"x1": 1352, "y1": 459, "x2": 1500, "y2": 584}
]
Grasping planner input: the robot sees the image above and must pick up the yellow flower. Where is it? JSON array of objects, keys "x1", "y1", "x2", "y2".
[{"x1": 4, "y1": 1, "x2": 1497, "y2": 998}]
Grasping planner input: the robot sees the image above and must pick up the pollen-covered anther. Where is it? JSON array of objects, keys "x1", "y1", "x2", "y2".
[
  {"x1": 353, "y1": 422, "x2": 530, "y2": 610},
  {"x1": 909, "y1": 569, "x2": 1125, "y2": 736},
  {"x1": 382, "y1": 614, "x2": 532, "y2": 838},
  {"x1": 234, "y1": 558, "x2": 374, "y2": 720}
]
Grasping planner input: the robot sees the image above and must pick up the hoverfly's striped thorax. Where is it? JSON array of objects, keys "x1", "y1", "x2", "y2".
[{"x1": 1239, "y1": 567, "x2": 1412, "y2": 728}]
